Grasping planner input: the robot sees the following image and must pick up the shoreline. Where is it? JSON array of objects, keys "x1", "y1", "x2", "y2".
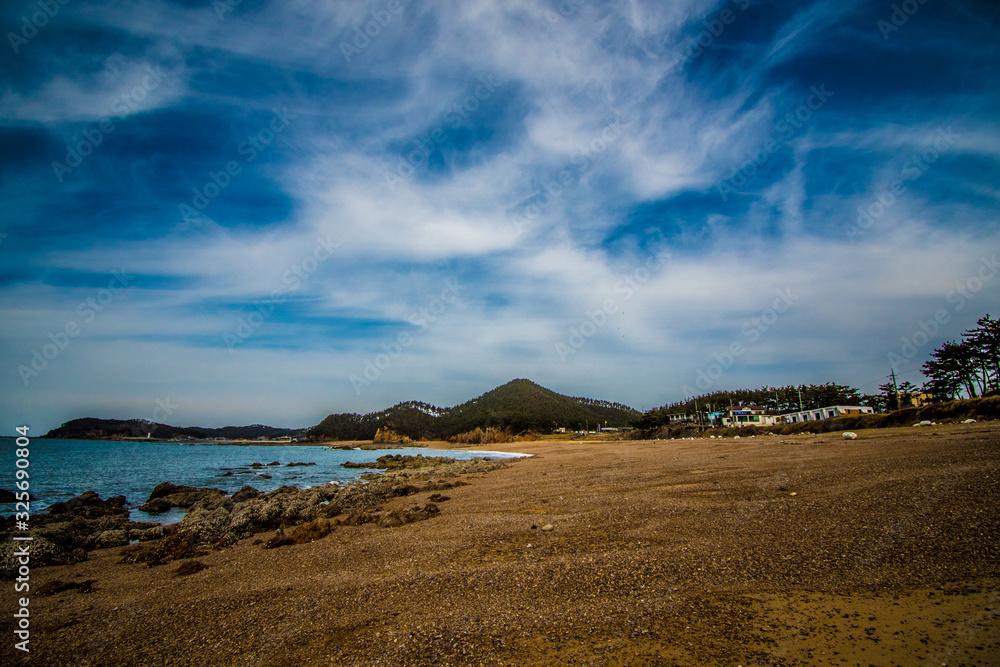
[{"x1": 5, "y1": 423, "x2": 998, "y2": 665}]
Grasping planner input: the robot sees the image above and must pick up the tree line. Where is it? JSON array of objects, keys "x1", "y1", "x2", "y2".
[{"x1": 919, "y1": 314, "x2": 999, "y2": 401}]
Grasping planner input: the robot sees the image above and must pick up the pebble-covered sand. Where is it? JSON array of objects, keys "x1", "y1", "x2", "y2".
[{"x1": 3, "y1": 423, "x2": 998, "y2": 666}]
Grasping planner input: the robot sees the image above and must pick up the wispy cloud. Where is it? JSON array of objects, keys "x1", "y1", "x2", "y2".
[{"x1": 1, "y1": 0, "x2": 998, "y2": 431}]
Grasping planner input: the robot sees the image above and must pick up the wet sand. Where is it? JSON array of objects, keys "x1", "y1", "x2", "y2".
[{"x1": 3, "y1": 423, "x2": 999, "y2": 665}]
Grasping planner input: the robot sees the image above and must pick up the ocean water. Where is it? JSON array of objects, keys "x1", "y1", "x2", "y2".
[{"x1": 0, "y1": 439, "x2": 526, "y2": 524}]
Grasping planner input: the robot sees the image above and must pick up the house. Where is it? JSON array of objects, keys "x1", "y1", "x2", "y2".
[
  {"x1": 781, "y1": 405, "x2": 874, "y2": 423},
  {"x1": 721, "y1": 405, "x2": 780, "y2": 428}
]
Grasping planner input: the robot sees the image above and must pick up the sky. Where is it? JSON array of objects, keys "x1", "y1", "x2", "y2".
[{"x1": 2, "y1": 0, "x2": 999, "y2": 433}]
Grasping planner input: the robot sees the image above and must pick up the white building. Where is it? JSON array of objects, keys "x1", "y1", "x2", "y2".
[
  {"x1": 781, "y1": 405, "x2": 874, "y2": 423},
  {"x1": 721, "y1": 405, "x2": 780, "y2": 428}
]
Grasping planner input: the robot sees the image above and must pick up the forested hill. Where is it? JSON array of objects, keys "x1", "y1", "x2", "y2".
[
  {"x1": 308, "y1": 379, "x2": 640, "y2": 441},
  {"x1": 42, "y1": 418, "x2": 306, "y2": 441}
]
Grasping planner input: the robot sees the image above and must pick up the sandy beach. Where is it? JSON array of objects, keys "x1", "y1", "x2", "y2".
[{"x1": 3, "y1": 423, "x2": 998, "y2": 666}]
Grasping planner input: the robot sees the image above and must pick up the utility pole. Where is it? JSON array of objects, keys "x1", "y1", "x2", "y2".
[
  {"x1": 798, "y1": 388, "x2": 803, "y2": 412},
  {"x1": 890, "y1": 368, "x2": 900, "y2": 411}
]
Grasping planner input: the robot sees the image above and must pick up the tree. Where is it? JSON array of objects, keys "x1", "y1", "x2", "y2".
[
  {"x1": 861, "y1": 393, "x2": 888, "y2": 413},
  {"x1": 963, "y1": 314, "x2": 1000, "y2": 394},
  {"x1": 879, "y1": 380, "x2": 901, "y2": 411},
  {"x1": 897, "y1": 380, "x2": 918, "y2": 407},
  {"x1": 922, "y1": 340, "x2": 980, "y2": 400}
]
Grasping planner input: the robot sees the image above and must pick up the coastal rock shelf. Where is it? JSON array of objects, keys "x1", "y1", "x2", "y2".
[{"x1": 0, "y1": 454, "x2": 515, "y2": 573}]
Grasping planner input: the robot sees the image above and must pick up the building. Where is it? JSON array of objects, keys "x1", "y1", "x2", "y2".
[
  {"x1": 721, "y1": 405, "x2": 780, "y2": 428},
  {"x1": 781, "y1": 405, "x2": 874, "y2": 423}
]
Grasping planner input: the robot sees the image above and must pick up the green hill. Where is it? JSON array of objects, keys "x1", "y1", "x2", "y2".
[{"x1": 308, "y1": 379, "x2": 640, "y2": 441}]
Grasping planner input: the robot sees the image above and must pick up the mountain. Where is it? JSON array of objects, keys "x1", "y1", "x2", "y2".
[
  {"x1": 308, "y1": 379, "x2": 640, "y2": 441},
  {"x1": 42, "y1": 418, "x2": 307, "y2": 441}
]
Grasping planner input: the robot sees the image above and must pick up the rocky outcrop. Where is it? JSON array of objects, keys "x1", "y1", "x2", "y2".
[
  {"x1": 137, "y1": 482, "x2": 230, "y2": 514},
  {"x1": 342, "y1": 454, "x2": 455, "y2": 469},
  {"x1": 341, "y1": 455, "x2": 511, "y2": 474},
  {"x1": 128, "y1": 473, "x2": 462, "y2": 560},
  {"x1": 0, "y1": 490, "x2": 159, "y2": 572},
  {"x1": 376, "y1": 503, "x2": 439, "y2": 527}
]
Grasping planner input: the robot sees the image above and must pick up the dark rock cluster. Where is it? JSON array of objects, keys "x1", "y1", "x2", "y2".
[{"x1": 0, "y1": 490, "x2": 163, "y2": 573}]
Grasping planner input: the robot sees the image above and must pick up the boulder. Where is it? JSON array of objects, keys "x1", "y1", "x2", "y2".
[
  {"x1": 231, "y1": 486, "x2": 261, "y2": 503},
  {"x1": 263, "y1": 528, "x2": 295, "y2": 549},
  {"x1": 138, "y1": 483, "x2": 229, "y2": 513},
  {"x1": 289, "y1": 518, "x2": 336, "y2": 544},
  {"x1": 173, "y1": 560, "x2": 207, "y2": 577},
  {"x1": 0, "y1": 536, "x2": 86, "y2": 570},
  {"x1": 119, "y1": 532, "x2": 206, "y2": 567},
  {"x1": 94, "y1": 529, "x2": 130, "y2": 549},
  {"x1": 47, "y1": 491, "x2": 128, "y2": 517}
]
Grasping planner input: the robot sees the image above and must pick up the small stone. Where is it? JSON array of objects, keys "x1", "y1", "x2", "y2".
[{"x1": 541, "y1": 524, "x2": 554, "y2": 532}]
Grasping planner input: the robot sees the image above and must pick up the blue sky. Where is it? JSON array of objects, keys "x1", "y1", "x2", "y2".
[{"x1": 2, "y1": 0, "x2": 999, "y2": 432}]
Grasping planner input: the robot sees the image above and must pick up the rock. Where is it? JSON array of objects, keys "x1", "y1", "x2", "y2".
[
  {"x1": 377, "y1": 511, "x2": 405, "y2": 528},
  {"x1": 339, "y1": 512, "x2": 377, "y2": 526},
  {"x1": 541, "y1": 524, "x2": 554, "y2": 532},
  {"x1": 147, "y1": 482, "x2": 190, "y2": 500},
  {"x1": 250, "y1": 462, "x2": 264, "y2": 469},
  {"x1": 138, "y1": 483, "x2": 229, "y2": 513},
  {"x1": 94, "y1": 529, "x2": 129, "y2": 549},
  {"x1": 285, "y1": 462, "x2": 316, "y2": 467},
  {"x1": 423, "y1": 480, "x2": 468, "y2": 492},
  {"x1": 0, "y1": 535, "x2": 87, "y2": 570},
  {"x1": 289, "y1": 518, "x2": 336, "y2": 544},
  {"x1": 263, "y1": 528, "x2": 295, "y2": 549},
  {"x1": 128, "y1": 526, "x2": 165, "y2": 542},
  {"x1": 173, "y1": 560, "x2": 207, "y2": 577},
  {"x1": 376, "y1": 503, "x2": 440, "y2": 528},
  {"x1": 119, "y1": 532, "x2": 206, "y2": 566},
  {"x1": 267, "y1": 461, "x2": 281, "y2": 466},
  {"x1": 343, "y1": 454, "x2": 459, "y2": 470},
  {"x1": 842, "y1": 432, "x2": 858, "y2": 440},
  {"x1": 0, "y1": 490, "x2": 36, "y2": 502},
  {"x1": 427, "y1": 493, "x2": 450, "y2": 503},
  {"x1": 47, "y1": 491, "x2": 128, "y2": 517},
  {"x1": 231, "y1": 486, "x2": 261, "y2": 503},
  {"x1": 139, "y1": 498, "x2": 173, "y2": 514}
]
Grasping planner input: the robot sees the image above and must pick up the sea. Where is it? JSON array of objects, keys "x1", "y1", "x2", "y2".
[{"x1": 0, "y1": 439, "x2": 526, "y2": 525}]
